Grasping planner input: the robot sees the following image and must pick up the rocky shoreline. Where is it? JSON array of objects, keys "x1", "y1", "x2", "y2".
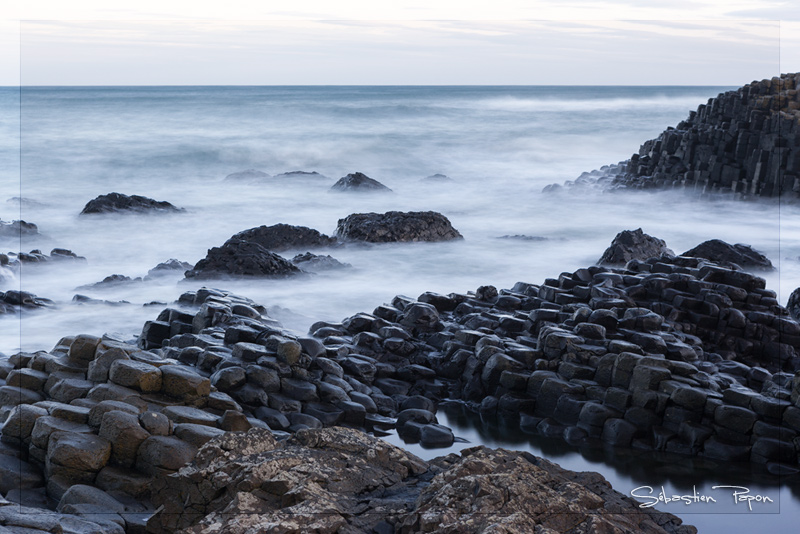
[
  {"x1": 546, "y1": 73, "x2": 800, "y2": 200},
  {"x1": 1, "y1": 227, "x2": 797, "y2": 532}
]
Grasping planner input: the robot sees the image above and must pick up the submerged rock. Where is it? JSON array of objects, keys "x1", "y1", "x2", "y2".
[
  {"x1": 147, "y1": 427, "x2": 695, "y2": 534},
  {"x1": 598, "y1": 228, "x2": 674, "y2": 265},
  {"x1": 145, "y1": 259, "x2": 193, "y2": 278},
  {"x1": 227, "y1": 223, "x2": 337, "y2": 252},
  {"x1": 291, "y1": 252, "x2": 351, "y2": 271},
  {"x1": 330, "y1": 172, "x2": 392, "y2": 192},
  {"x1": 0, "y1": 219, "x2": 39, "y2": 237},
  {"x1": 682, "y1": 239, "x2": 774, "y2": 270},
  {"x1": 273, "y1": 170, "x2": 328, "y2": 180},
  {"x1": 421, "y1": 173, "x2": 454, "y2": 183},
  {"x1": 80, "y1": 193, "x2": 184, "y2": 215},
  {"x1": 336, "y1": 211, "x2": 463, "y2": 243},
  {"x1": 185, "y1": 239, "x2": 300, "y2": 279},
  {"x1": 224, "y1": 169, "x2": 270, "y2": 181}
]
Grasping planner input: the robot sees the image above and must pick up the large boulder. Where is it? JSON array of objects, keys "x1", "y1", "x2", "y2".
[
  {"x1": 184, "y1": 240, "x2": 300, "y2": 279},
  {"x1": 147, "y1": 427, "x2": 695, "y2": 534},
  {"x1": 336, "y1": 211, "x2": 463, "y2": 243},
  {"x1": 330, "y1": 172, "x2": 392, "y2": 192},
  {"x1": 682, "y1": 239, "x2": 773, "y2": 270},
  {"x1": 598, "y1": 228, "x2": 674, "y2": 265},
  {"x1": 80, "y1": 193, "x2": 184, "y2": 215},
  {"x1": 226, "y1": 224, "x2": 336, "y2": 252}
]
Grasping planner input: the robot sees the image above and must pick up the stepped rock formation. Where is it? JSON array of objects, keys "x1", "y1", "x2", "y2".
[{"x1": 550, "y1": 73, "x2": 800, "y2": 200}]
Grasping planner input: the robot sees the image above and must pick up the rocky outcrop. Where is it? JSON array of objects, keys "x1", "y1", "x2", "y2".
[
  {"x1": 0, "y1": 219, "x2": 39, "y2": 238},
  {"x1": 336, "y1": 211, "x2": 463, "y2": 243},
  {"x1": 147, "y1": 427, "x2": 695, "y2": 534},
  {"x1": 598, "y1": 229, "x2": 674, "y2": 265},
  {"x1": 2, "y1": 249, "x2": 86, "y2": 267},
  {"x1": 223, "y1": 169, "x2": 270, "y2": 182},
  {"x1": 184, "y1": 240, "x2": 301, "y2": 279},
  {"x1": 682, "y1": 239, "x2": 773, "y2": 270},
  {"x1": 80, "y1": 193, "x2": 184, "y2": 215},
  {"x1": 548, "y1": 73, "x2": 800, "y2": 200},
  {"x1": 291, "y1": 252, "x2": 351, "y2": 271},
  {"x1": 330, "y1": 172, "x2": 392, "y2": 192},
  {"x1": 0, "y1": 290, "x2": 54, "y2": 314},
  {"x1": 226, "y1": 223, "x2": 336, "y2": 252}
]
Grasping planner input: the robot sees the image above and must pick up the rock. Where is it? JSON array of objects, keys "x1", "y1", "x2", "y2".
[
  {"x1": 0, "y1": 454, "x2": 44, "y2": 494},
  {"x1": 47, "y1": 431, "x2": 111, "y2": 474},
  {"x1": 224, "y1": 169, "x2": 270, "y2": 181},
  {"x1": 682, "y1": 239, "x2": 773, "y2": 270},
  {"x1": 147, "y1": 427, "x2": 695, "y2": 534},
  {"x1": 336, "y1": 211, "x2": 462, "y2": 243},
  {"x1": 184, "y1": 239, "x2": 300, "y2": 279},
  {"x1": 598, "y1": 228, "x2": 674, "y2": 264},
  {"x1": 226, "y1": 223, "x2": 337, "y2": 252},
  {"x1": 135, "y1": 436, "x2": 197, "y2": 476},
  {"x1": 79, "y1": 192, "x2": 184, "y2": 215},
  {"x1": 274, "y1": 170, "x2": 327, "y2": 180},
  {"x1": 145, "y1": 258, "x2": 193, "y2": 278},
  {"x1": 0, "y1": 219, "x2": 39, "y2": 237},
  {"x1": 330, "y1": 171, "x2": 392, "y2": 192},
  {"x1": 108, "y1": 359, "x2": 162, "y2": 393},
  {"x1": 420, "y1": 173, "x2": 454, "y2": 183},
  {"x1": 98, "y1": 410, "x2": 151, "y2": 468},
  {"x1": 291, "y1": 252, "x2": 351, "y2": 271},
  {"x1": 788, "y1": 287, "x2": 800, "y2": 321}
]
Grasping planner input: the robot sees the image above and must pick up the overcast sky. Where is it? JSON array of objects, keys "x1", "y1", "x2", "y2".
[{"x1": 0, "y1": 1, "x2": 797, "y2": 85}]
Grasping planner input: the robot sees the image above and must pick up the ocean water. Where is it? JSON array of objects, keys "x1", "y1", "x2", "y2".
[{"x1": 1, "y1": 85, "x2": 798, "y2": 530}]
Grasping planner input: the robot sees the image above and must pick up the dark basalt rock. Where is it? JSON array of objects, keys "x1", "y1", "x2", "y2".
[
  {"x1": 291, "y1": 252, "x2": 351, "y2": 271},
  {"x1": 682, "y1": 239, "x2": 773, "y2": 270},
  {"x1": 80, "y1": 193, "x2": 184, "y2": 215},
  {"x1": 224, "y1": 169, "x2": 270, "y2": 181},
  {"x1": 336, "y1": 211, "x2": 463, "y2": 243},
  {"x1": 77, "y1": 274, "x2": 141, "y2": 290},
  {"x1": 0, "y1": 219, "x2": 39, "y2": 237},
  {"x1": 185, "y1": 239, "x2": 300, "y2": 279},
  {"x1": 0, "y1": 290, "x2": 54, "y2": 313},
  {"x1": 598, "y1": 228, "x2": 674, "y2": 265},
  {"x1": 330, "y1": 172, "x2": 392, "y2": 192},
  {"x1": 146, "y1": 259, "x2": 193, "y2": 278},
  {"x1": 226, "y1": 223, "x2": 336, "y2": 252},
  {"x1": 547, "y1": 73, "x2": 800, "y2": 201},
  {"x1": 787, "y1": 288, "x2": 800, "y2": 321}
]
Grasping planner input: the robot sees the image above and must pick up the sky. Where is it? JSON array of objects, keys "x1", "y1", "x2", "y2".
[{"x1": 0, "y1": 1, "x2": 797, "y2": 85}]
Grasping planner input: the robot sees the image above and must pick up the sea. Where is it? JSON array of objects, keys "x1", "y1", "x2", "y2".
[{"x1": 1, "y1": 85, "x2": 798, "y2": 531}]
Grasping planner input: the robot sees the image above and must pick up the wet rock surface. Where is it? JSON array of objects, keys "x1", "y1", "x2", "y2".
[
  {"x1": 80, "y1": 193, "x2": 184, "y2": 215},
  {"x1": 682, "y1": 239, "x2": 774, "y2": 270},
  {"x1": 147, "y1": 427, "x2": 694, "y2": 534},
  {"x1": 184, "y1": 240, "x2": 301, "y2": 279},
  {"x1": 598, "y1": 228, "x2": 674, "y2": 265},
  {"x1": 547, "y1": 73, "x2": 800, "y2": 200},
  {"x1": 336, "y1": 211, "x2": 463, "y2": 243},
  {"x1": 1, "y1": 238, "x2": 798, "y2": 532},
  {"x1": 225, "y1": 223, "x2": 337, "y2": 252},
  {"x1": 330, "y1": 171, "x2": 392, "y2": 192},
  {"x1": 291, "y1": 252, "x2": 351, "y2": 271}
]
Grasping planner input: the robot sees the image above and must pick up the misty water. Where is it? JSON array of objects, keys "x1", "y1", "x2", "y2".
[{"x1": 1, "y1": 85, "x2": 798, "y2": 530}]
